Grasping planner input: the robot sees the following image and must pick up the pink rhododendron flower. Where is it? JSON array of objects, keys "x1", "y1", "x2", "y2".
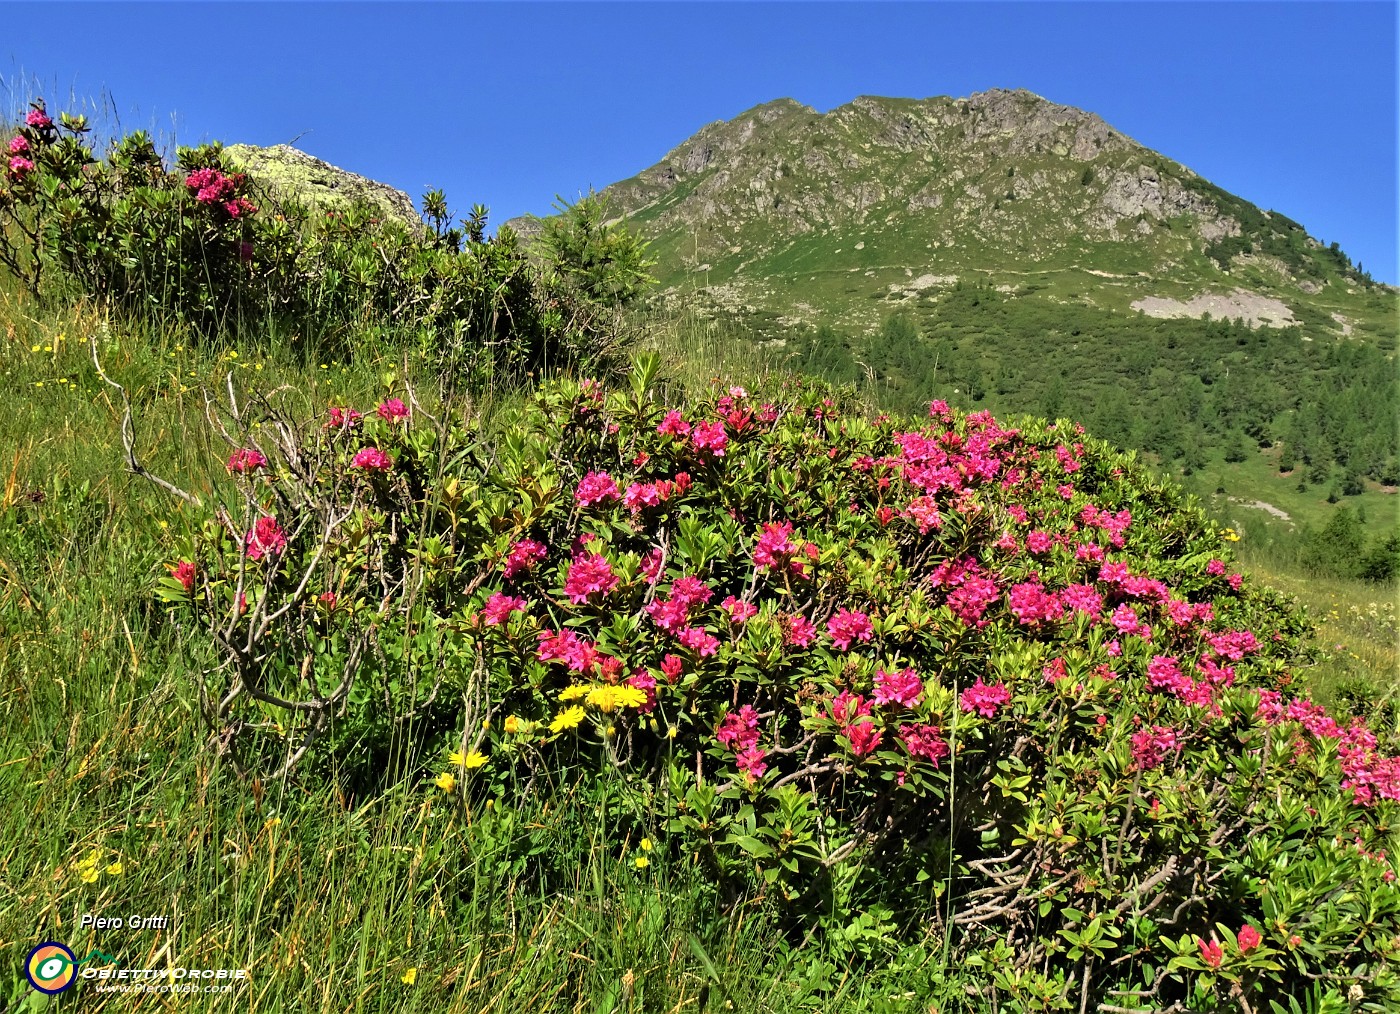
[
  {"x1": 657, "y1": 410, "x2": 691, "y2": 439},
  {"x1": 564, "y1": 552, "x2": 618, "y2": 604},
  {"x1": 351, "y1": 447, "x2": 394, "y2": 471},
  {"x1": 226, "y1": 448, "x2": 267, "y2": 473},
  {"x1": 1025, "y1": 530, "x2": 1053, "y2": 554},
  {"x1": 318, "y1": 591, "x2": 337, "y2": 609},
  {"x1": 170, "y1": 560, "x2": 196, "y2": 593},
  {"x1": 1008, "y1": 580, "x2": 1063, "y2": 626},
  {"x1": 503, "y1": 539, "x2": 547, "y2": 580},
  {"x1": 244, "y1": 516, "x2": 288, "y2": 561},
  {"x1": 1043, "y1": 658, "x2": 1069, "y2": 684},
  {"x1": 872, "y1": 668, "x2": 923, "y2": 708},
  {"x1": 482, "y1": 592, "x2": 526, "y2": 625},
  {"x1": 670, "y1": 576, "x2": 713, "y2": 609},
  {"x1": 1060, "y1": 584, "x2": 1103, "y2": 620},
  {"x1": 377, "y1": 398, "x2": 410, "y2": 423},
  {"x1": 623, "y1": 481, "x2": 666, "y2": 512},
  {"x1": 8, "y1": 156, "x2": 34, "y2": 176},
  {"x1": 899, "y1": 723, "x2": 949, "y2": 766},
  {"x1": 7, "y1": 135, "x2": 29, "y2": 154},
  {"x1": 660, "y1": 654, "x2": 684, "y2": 683},
  {"x1": 846, "y1": 722, "x2": 882, "y2": 758},
  {"x1": 960, "y1": 679, "x2": 1011, "y2": 718},
  {"x1": 1207, "y1": 629, "x2": 1259, "y2": 661},
  {"x1": 827, "y1": 690, "x2": 872, "y2": 727},
  {"x1": 781, "y1": 613, "x2": 817, "y2": 648},
  {"x1": 721, "y1": 596, "x2": 757, "y2": 623},
  {"x1": 753, "y1": 521, "x2": 797, "y2": 569},
  {"x1": 1237, "y1": 925, "x2": 1261, "y2": 953},
  {"x1": 626, "y1": 670, "x2": 657, "y2": 713},
  {"x1": 536, "y1": 628, "x2": 600, "y2": 674},
  {"x1": 574, "y1": 471, "x2": 620, "y2": 508},
  {"x1": 692, "y1": 420, "x2": 728, "y2": 456},
  {"x1": 677, "y1": 626, "x2": 719, "y2": 657},
  {"x1": 717, "y1": 705, "x2": 761, "y2": 751},
  {"x1": 1206, "y1": 558, "x2": 1226, "y2": 576},
  {"x1": 1197, "y1": 938, "x2": 1223, "y2": 969},
  {"x1": 26, "y1": 110, "x2": 52, "y2": 129},
  {"x1": 904, "y1": 495, "x2": 942, "y2": 534},
  {"x1": 1228, "y1": 573, "x2": 1243, "y2": 590},
  {"x1": 827, "y1": 608, "x2": 873, "y2": 650},
  {"x1": 736, "y1": 745, "x2": 767, "y2": 780},
  {"x1": 645, "y1": 596, "x2": 691, "y2": 634},
  {"x1": 326, "y1": 406, "x2": 362, "y2": 430},
  {"x1": 1130, "y1": 725, "x2": 1181, "y2": 771}
]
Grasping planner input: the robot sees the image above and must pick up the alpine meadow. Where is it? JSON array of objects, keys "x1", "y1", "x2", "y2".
[{"x1": 1, "y1": 68, "x2": 1398, "y2": 1014}]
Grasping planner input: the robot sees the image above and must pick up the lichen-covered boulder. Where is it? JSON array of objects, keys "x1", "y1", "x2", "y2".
[{"x1": 223, "y1": 144, "x2": 422, "y2": 233}]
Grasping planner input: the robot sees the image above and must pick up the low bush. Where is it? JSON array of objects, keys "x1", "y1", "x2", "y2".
[{"x1": 156, "y1": 355, "x2": 1400, "y2": 1010}]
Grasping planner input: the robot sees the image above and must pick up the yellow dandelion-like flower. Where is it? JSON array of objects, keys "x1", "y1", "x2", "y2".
[
  {"x1": 482, "y1": 717, "x2": 490, "y2": 730},
  {"x1": 504, "y1": 715, "x2": 521, "y2": 734},
  {"x1": 588, "y1": 684, "x2": 647, "y2": 713},
  {"x1": 401, "y1": 967, "x2": 417, "y2": 985},
  {"x1": 462, "y1": 750, "x2": 487, "y2": 770},
  {"x1": 634, "y1": 856, "x2": 650, "y2": 869},
  {"x1": 558, "y1": 684, "x2": 589, "y2": 702},
  {"x1": 105, "y1": 860, "x2": 123, "y2": 876},
  {"x1": 448, "y1": 750, "x2": 466, "y2": 767},
  {"x1": 640, "y1": 838, "x2": 653, "y2": 852},
  {"x1": 30, "y1": 344, "x2": 41, "y2": 353},
  {"x1": 549, "y1": 706, "x2": 587, "y2": 733},
  {"x1": 434, "y1": 771, "x2": 457, "y2": 793}
]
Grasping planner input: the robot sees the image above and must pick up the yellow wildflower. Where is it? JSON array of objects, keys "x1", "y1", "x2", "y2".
[
  {"x1": 434, "y1": 771, "x2": 456, "y2": 793},
  {"x1": 635, "y1": 856, "x2": 650, "y2": 869},
  {"x1": 558, "y1": 684, "x2": 589, "y2": 702},
  {"x1": 587, "y1": 684, "x2": 647, "y2": 713},
  {"x1": 30, "y1": 344, "x2": 40, "y2": 352},
  {"x1": 640, "y1": 838, "x2": 653, "y2": 852},
  {"x1": 401, "y1": 967, "x2": 417, "y2": 985},
  {"x1": 105, "y1": 860, "x2": 123, "y2": 876},
  {"x1": 504, "y1": 715, "x2": 521, "y2": 734},
  {"x1": 462, "y1": 750, "x2": 487, "y2": 770},
  {"x1": 549, "y1": 706, "x2": 586, "y2": 733},
  {"x1": 75, "y1": 849, "x2": 100, "y2": 884},
  {"x1": 448, "y1": 750, "x2": 466, "y2": 767}
]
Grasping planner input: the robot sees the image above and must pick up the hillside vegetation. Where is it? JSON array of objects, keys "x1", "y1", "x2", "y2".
[{"x1": 2, "y1": 99, "x2": 1399, "y2": 1014}]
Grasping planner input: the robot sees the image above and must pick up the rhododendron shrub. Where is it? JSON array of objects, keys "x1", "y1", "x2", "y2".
[
  {"x1": 0, "y1": 101, "x2": 626, "y2": 384},
  {"x1": 162, "y1": 357, "x2": 1400, "y2": 1009}
]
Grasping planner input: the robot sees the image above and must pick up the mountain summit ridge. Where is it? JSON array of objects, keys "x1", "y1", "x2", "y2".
[{"x1": 514, "y1": 88, "x2": 1387, "y2": 339}]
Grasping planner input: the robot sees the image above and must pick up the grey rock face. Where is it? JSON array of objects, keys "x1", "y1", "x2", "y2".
[{"x1": 223, "y1": 144, "x2": 422, "y2": 232}]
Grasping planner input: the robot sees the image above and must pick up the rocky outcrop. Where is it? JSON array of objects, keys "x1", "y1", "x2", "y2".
[{"x1": 223, "y1": 144, "x2": 422, "y2": 232}]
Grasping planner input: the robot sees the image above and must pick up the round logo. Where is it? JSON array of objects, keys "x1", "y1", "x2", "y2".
[{"x1": 25, "y1": 942, "x2": 78, "y2": 994}]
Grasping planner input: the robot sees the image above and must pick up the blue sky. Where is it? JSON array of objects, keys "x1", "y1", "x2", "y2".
[{"x1": 4, "y1": 2, "x2": 1397, "y2": 282}]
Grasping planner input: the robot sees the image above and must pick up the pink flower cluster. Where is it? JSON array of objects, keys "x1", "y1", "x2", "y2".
[
  {"x1": 1130, "y1": 724, "x2": 1181, "y2": 771},
  {"x1": 691, "y1": 420, "x2": 728, "y2": 457},
  {"x1": 326, "y1": 406, "x2": 363, "y2": 431},
  {"x1": 929, "y1": 557, "x2": 1001, "y2": 627},
  {"x1": 184, "y1": 167, "x2": 256, "y2": 218},
  {"x1": 244, "y1": 516, "x2": 287, "y2": 561},
  {"x1": 575, "y1": 471, "x2": 620, "y2": 508},
  {"x1": 7, "y1": 155, "x2": 33, "y2": 177},
  {"x1": 827, "y1": 608, "x2": 873, "y2": 650},
  {"x1": 899, "y1": 723, "x2": 949, "y2": 766},
  {"x1": 377, "y1": 399, "x2": 410, "y2": 423},
  {"x1": 872, "y1": 668, "x2": 923, "y2": 708},
  {"x1": 503, "y1": 538, "x2": 547, "y2": 580},
  {"x1": 959, "y1": 679, "x2": 1011, "y2": 718},
  {"x1": 481, "y1": 592, "x2": 526, "y2": 625},
  {"x1": 227, "y1": 448, "x2": 267, "y2": 473},
  {"x1": 1008, "y1": 579, "x2": 1063, "y2": 626},
  {"x1": 564, "y1": 550, "x2": 618, "y2": 605},
  {"x1": 170, "y1": 560, "x2": 196, "y2": 593},
  {"x1": 351, "y1": 447, "x2": 393, "y2": 471},
  {"x1": 753, "y1": 521, "x2": 818, "y2": 577},
  {"x1": 717, "y1": 705, "x2": 767, "y2": 779},
  {"x1": 26, "y1": 109, "x2": 53, "y2": 129},
  {"x1": 721, "y1": 596, "x2": 757, "y2": 623}
]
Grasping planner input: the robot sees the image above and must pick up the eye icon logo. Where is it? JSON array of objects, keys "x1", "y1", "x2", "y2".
[{"x1": 25, "y1": 942, "x2": 78, "y2": 994}]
